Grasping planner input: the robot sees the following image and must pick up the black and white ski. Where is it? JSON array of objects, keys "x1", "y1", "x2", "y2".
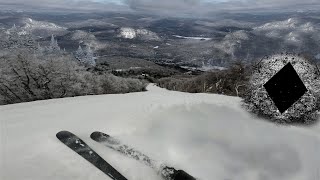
[
  {"x1": 56, "y1": 131, "x2": 128, "y2": 180},
  {"x1": 90, "y1": 131, "x2": 196, "y2": 180}
]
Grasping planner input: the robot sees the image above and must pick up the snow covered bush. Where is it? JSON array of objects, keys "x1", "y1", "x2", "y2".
[
  {"x1": 99, "y1": 74, "x2": 147, "y2": 94},
  {"x1": 157, "y1": 61, "x2": 249, "y2": 96},
  {"x1": 243, "y1": 54, "x2": 320, "y2": 124},
  {"x1": 0, "y1": 50, "x2": 85, "y2": 104},
  {"x1": 0, "y1": 50, "x2": 146, "y2": 105}
]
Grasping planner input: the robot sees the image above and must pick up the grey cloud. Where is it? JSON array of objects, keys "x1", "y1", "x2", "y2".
[
  {"x1": 0, "y1": 0, "x2": 131, "y2": 12},
  {"x1": 126, "y1": 0, "x2": 320, "y2": 16},
  {"x1": 127, "y1": 0, "x2": 201, "y2": 10},
  {"x1": 0, "y1": 0, "x2": 319, "y2": 15},
  {"x1": 126, "y1": 0, "x2": 218, "y2": 16}
]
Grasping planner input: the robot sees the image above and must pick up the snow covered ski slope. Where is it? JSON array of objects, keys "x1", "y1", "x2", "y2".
[
  {"x1": 1, "y1": 84, "x2": 320, "y2": 180},
  {"x1": 90, "y1": 131, "x2": 196, "y2": 180}
]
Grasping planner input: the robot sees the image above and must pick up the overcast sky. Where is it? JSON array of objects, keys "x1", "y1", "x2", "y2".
[{"x1": 0, "y1": 0, "x2": 319, "y2": 15}]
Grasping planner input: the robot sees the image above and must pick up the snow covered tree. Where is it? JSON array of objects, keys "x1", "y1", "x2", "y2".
[
  {"x1": 0, "y1": 50, "x2": 85, "y2": 104},
  {"x1": 243, "y1": 54, "x2": 320, "y2": 124},
  {"x1": 37, "y1": 43, "x2": 44, "y2": 54},
  {"x1": 74, "y1": 45, "x2": 96, "y2": 67},
  {"x1": 75, "y1": 45, "x2": 85, "y2": 62},
  {"x1": 8, "y1": 24, "x2": 18, "y2": 34},
  {"x1": 47, "y1": 34, "x2": 60, "y2": 53},
  {"x1": 84, "y1": 46, "x2": 96, "y2": 67},
  {"x1": 2, "y1": 24, "x2": 36, "y2": 50},
  {"x1": 0, "y1": 50, "x2": 146, "y2": 105}
]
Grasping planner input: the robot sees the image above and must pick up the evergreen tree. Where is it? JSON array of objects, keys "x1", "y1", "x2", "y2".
[
  {"x1": 55, "y1": 40, "x2": 60, "y2": 51},
  {"x1": 4, "y1": 24, "x2": 36, "y2": 50},
  {"x1": 84, "y1": 46, "x2": 96, "y2": 67},
  {"x1": 75, "y1": 45, "x2": 85, "y2": 63},
  {"x1": 48, "y1": 34, "x2": 60, "y2": 52},
  {"x1": 75, "y1": 45, "x2": 84, "y2": 57},
  {"x1": 74, "y1": 45, "x2": 96, "y2": 67},
  {"x1": 37, "y1": 42, "x2": 43, "y2": 54},
  {"x1": 11, "y1": 24, "x2": 17, "y2": 33}
]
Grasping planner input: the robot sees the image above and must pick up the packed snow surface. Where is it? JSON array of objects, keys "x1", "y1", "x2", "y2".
[{"x1": 1, "y1": 84, "x2": 320, "y2": 180}]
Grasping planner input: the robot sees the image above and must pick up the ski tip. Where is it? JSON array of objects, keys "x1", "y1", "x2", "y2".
[
  {"x1": 90, "y1": 131, "x2": 110, "y2": 141},
  {"x1": 56, "y1": 130, "x2": 74, "y2": 140}
]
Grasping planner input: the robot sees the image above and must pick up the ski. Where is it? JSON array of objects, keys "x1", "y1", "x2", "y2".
[
  {"x1": 56, "y1": 131, "x2": 128, "y2": 180},
  {"x1": 90, "y1": 131, "x2": 196, "y2": 180}
]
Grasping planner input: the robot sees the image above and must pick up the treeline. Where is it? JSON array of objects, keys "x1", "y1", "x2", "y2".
[
  {"x1": 0, "y1": 50, "x2": 147, "y2": 105},
  {"x1": 157, "y1": 61, "x2": 251, "y2": 97}
]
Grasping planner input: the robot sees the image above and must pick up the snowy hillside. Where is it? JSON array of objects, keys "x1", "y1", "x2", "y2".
[
  {"x1": 214, "y1": 30, "x2": 251, "y2": 56},
  {"x1": 1, "y1": 84, "x2": 320, "y2": 180},
  {"x1": 66, "y1": 19, "x2": 117, "y2": 29},
  {"x1": 254, "y1": 18, "x2": 308, "y2": 31},
  {"x1": 119, "y1": 27, "x2": 136, "y2": 39},
  {"x1": 71, "y1": 30, "x2": 106, "y2": 50},
  {"x1": 20, "y1": 18, "x2": 68, "y2": 37},
  {"x1": 253, "y1": 18, "x2": 320, "y2": 44},
  {"x1": 71, "y1": 30, "x2": 96, "y2": 41},
  {"x1": 118, "y1": 27, "x2": 161, "y2": 41},
  {"x1": 22, "y1": 18, "x2": 66, "y2": 31}
]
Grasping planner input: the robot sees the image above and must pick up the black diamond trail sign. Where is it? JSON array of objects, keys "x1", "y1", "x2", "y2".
[{"x1": 264, "y1": 62, "x2": 307, "y2": 113}]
